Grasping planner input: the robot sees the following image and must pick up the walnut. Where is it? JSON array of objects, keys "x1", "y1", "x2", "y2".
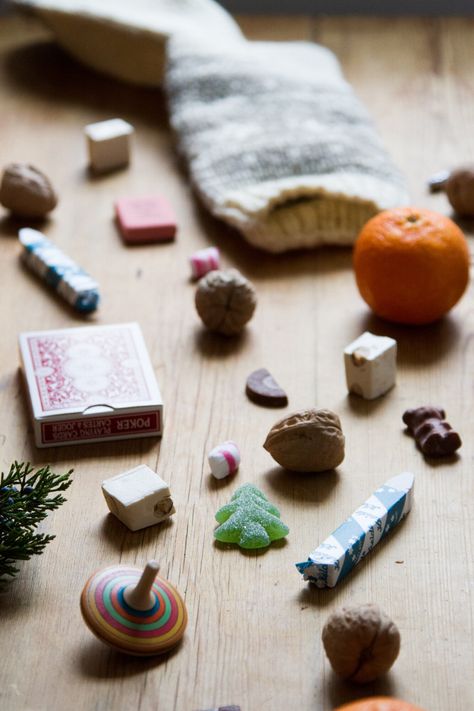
[
  {"x1": 195, "y1": 268, "x2": 257, "y2": 336},
  {"x1": 322, "y1": 604, "x2": 400, "y2": 683},
  {"x1": 445, "y1": 166, "x2": 474, "y2": 217},
  {"x1": 0, "y1": 163, "x2": 58, "y2": 218},
  {"x1": 263, "y1": 408, "x2": 345, "y2": 472}
]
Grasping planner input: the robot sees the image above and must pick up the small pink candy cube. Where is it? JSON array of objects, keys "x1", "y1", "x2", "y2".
[
  {"x1": 190, "y1": 246, "x2": 220, "y2": 280},
  {"x1": 115, "y1": 195, "x2": 177, "y2": 244}
]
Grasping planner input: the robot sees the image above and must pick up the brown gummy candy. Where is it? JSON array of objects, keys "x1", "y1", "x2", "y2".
[
  {"x1": 245, "y1": 368, "x2": 288, "y2": 407},
  {"x1": 402, "y1": 406, "x2": 461, "y2": 457}
]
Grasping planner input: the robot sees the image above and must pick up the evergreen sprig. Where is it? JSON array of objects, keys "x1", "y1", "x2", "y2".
[{"x1": 0, "y1": 461, "x2": 73, "y2": 580}]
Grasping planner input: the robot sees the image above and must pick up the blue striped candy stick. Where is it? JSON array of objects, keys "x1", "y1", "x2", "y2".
[
  {"x1": 19, "y1": 228, "x2": 100, "y2": 313},
  {"x1": 295, "y1": 472, "x2": 414, "y2": 588}
]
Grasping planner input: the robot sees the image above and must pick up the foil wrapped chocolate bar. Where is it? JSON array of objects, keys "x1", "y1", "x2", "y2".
[
  {"x1": 19, "y1": 227, "x2": 99, "y2": 313},
  {"x1": 296, "y1": 472, "x2": 414, "y2": 588}
]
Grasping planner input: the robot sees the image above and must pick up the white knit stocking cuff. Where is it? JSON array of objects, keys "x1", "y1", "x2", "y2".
[{"x1": 166, "y1": 36, "x2": 409, "y2": 253}]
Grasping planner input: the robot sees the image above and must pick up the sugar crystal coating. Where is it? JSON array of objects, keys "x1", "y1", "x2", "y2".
[{"x1": 214, "y1": 483, "x2": 288, "y2": 549}]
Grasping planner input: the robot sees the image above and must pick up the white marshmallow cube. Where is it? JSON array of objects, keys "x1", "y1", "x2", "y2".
[
  {"x1": 84, "y1": 118, "x2": 134, "y2": 173},
  {"x1": 344, "y1": 331, "x2": 397, "y2": 400},
  {"x1": 102, "y1": 464, "x2": 175, "y2": 531},
  {"x1": 208, "y1": 440, "x2": 240, "y2": 479}
]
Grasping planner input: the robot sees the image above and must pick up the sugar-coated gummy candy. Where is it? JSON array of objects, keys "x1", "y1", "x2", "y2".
[{"x1": 214, "y1": 483, "x2": 288, "y2": 549}]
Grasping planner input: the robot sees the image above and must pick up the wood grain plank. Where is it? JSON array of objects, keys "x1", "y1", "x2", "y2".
[{"x1": 0, "y1": 13, "x2": 472, "y2": 711}]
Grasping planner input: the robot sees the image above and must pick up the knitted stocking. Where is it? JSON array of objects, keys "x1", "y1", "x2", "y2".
[{"x1": 166, "y1": 35, "x2": 409, "y2": 253}]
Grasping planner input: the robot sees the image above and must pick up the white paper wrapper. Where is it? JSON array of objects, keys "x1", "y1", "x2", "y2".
[{"x1": 296, "y1": 472, "x2": 414, "y2": 588}]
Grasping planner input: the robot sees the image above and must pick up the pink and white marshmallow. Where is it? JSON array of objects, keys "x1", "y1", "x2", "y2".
[
  {"x1": 208, "y1": 440, "x2": 240, "y2": 480},
  {"x1": 190, "y1": 246, "x2": 220, "y2": 280}
]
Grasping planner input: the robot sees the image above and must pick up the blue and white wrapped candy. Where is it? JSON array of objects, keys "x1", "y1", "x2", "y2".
[
  {"x1": 19, "y1": 228, "x2": 99, "y2": 313},
  {"x1": 296, "y1": 472, "x2": 414, "y2": 588}
]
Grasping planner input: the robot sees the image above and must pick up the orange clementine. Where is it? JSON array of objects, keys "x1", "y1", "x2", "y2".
[
  {"x1": 334, "y1": 697, "x2": 426, "y2": 711},
  {"x1": 353, "y1": 207, "x2": 470, "y2": 324}
]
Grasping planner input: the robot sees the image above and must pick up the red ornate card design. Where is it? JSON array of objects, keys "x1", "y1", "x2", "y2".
[{"x1": 27, "y1": 325, "x2": 152, "y2": 412}]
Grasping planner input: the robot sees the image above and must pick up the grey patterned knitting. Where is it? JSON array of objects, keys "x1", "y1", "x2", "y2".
[{"x1": 165, "y1": 35, "x2": 409, "y2": 253}]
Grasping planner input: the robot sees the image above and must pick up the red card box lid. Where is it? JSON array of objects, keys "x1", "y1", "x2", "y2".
[{"x1": 19, "y1": 323, "x2": 163, "y2": 448}]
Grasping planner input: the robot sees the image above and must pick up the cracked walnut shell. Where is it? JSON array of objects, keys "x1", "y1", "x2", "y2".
[
  {"x1": 263, "y1": 408, "x2": 345, "y2": 472},
  {"x1": 322, "y1": 603, "x2": 401, "y2": 683},
  {"x1": 195, "y1": 268, "x2": 257, "y2": 336},
  {"x1": 0, "y1": 163, "x2": 58, "y2": 218}
]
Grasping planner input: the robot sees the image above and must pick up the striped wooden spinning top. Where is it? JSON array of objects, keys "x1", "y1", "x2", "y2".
[{"x1": 80, "y1": 560, "x2": 188, "y2": 655}]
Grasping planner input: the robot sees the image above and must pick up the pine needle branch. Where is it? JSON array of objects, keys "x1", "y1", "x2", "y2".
[{"x1": 0, "y1": 462, "x2": 73, "y2": 580}]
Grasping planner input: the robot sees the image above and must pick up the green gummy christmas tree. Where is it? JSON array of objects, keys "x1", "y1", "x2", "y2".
[{"x1": 214, "y1": 483, "x2": 289, "y2": 550}]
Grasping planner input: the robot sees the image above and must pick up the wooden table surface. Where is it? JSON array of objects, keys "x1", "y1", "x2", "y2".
[{"x1": 0, "y1": 13, "x2": 473, "y2": 711}]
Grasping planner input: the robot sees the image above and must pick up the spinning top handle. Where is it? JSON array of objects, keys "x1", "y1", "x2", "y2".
[{"x1": 123, "y1": 560, "x2": 160, "y2": 611}]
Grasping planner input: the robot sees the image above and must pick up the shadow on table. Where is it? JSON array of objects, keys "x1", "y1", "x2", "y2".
[
  {"x1": 325, "y1": 673, "x2": 397, "y2": 709},
  {"x1": 193, "y1": 325, "x2": 254, "y2": 360},
  {"x1": 355, "y1": 311, "x2": 461, "y2": 367},
  {"x1": 33, "y1": 436, "x2": 160, "y2": 467},
  {"x1": 4, "y1": 40, "x2": 167, "y2": 130},
  {"x1": 99, "y1": 513, "x2": 174, "y2": 554},
  {"x1": 342, "y1": 391, "x2": 392, "y2": 418},
  {"x1": 14, "y1": 369, "x2": 160, "y2": 466},
  {"x1": 401, "y1": 427, "x2": 461, "y2": 468},
  {"x1": 295, "y1": 517, "x2": 411, "y2": 609},
  {"x1": 265, "y1": 466, "x2": 340, "y2": 504},
  {"x1": 77, "y1": 636, "x2": 183, "y2": 679},
  {"x1": 0, "y1": 214, "x2": 53, "y2": 238},
  {"x1": 213, "y1": 536, "x2": 287, "y2": 557},
  {"x1": 0, "y1": 574, "x2": 36, "y2": 619},
  {"x1": 192, "y1": 200, "x2": 355, "y2": 281},
  {"x1": 450, "y1": 212, "x2": 474, "y2": 238},
  {"x1": 206, "y1": 472, "x2": 239, "y2": 491},
  {"x1": 16, "y1": 262, "x2": 102, "y2": 323}
]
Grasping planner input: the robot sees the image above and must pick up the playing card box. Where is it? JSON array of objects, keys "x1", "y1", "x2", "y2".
[{"x1": 19, "y1": 323, "x2": 163, "y2": 448}]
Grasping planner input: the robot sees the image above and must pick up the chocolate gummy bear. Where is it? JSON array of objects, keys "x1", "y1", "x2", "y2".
[{"x1": 402, "y1": 406, "x2": 462, "y2": 457}]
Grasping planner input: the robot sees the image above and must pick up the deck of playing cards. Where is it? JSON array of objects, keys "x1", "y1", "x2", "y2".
[{"x1": 19, "y1": 323, "x2": 163, "y2": 447}]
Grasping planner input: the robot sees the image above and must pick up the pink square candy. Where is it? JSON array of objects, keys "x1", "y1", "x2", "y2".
[
  {"x1": 115, "y1": 195, "x2": 177, "y2": 243},
  {"x1": 190, "y1": 246, "x2": 220, "y2": 280}
]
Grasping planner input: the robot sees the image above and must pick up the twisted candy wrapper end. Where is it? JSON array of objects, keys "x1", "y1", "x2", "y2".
[{"x1": 296, "y1": 472, "x2": 414, "y2": 588}]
